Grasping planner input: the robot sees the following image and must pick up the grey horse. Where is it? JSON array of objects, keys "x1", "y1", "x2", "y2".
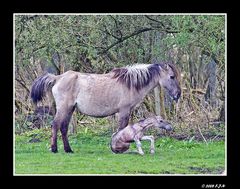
[{"x1": 30, "y1": 62, "x2": 181, "y2": 153}]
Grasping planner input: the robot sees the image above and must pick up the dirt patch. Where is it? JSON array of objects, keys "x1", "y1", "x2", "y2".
[
  {"x1": 167, "y1": 132, "x2": 225, "y2": 142},
  {"x1": 28, "y1": 138, "x2": 41, "y2": 143},
  {"x1": 188, "y1": 166, "x2": 224, "y2": 174}
]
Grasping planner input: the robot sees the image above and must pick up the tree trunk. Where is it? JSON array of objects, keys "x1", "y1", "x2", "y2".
[
  {"x1": 160, "y1": 86, "x2": 167, "y2": 119},
  {"x1": 154, "y1": 86, "x2": 160, "y2": 116},
  {"x1": 189, "y1": 58, "x2": 197, "y2": 89},
  {"x1": 219, "y1": 102, "x2": 225, "y2": 122},
  {"x1": 204, "y1": 59, "x2": 217, "y2": 107}
]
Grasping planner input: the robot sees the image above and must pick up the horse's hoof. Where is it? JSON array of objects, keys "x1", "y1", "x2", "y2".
[
  {"x1": 150, "y1": 150, "x2": 155, "y2": 154},
  {"x1": 65, "y1": 149, "x2": 74, "y2": 153},
  {"x1": 50, "y1": 145, "x2": 58, "y2": 153},
  {"x1": 51, "y1": 148, "x2": 58, "y2": 153},
  {"x1": 150, "y1": 149, "x2": 155, "y2": 154},
  {"x1": 139, "y1": 151, "x2": 144, "y2": 155}
]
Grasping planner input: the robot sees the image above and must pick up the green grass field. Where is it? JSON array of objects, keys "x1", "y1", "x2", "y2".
[{"x1": 14, "y1": 129, "x2": 225, "y2": 175}]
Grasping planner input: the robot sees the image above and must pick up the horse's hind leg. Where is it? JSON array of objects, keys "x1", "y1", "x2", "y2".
[
  {"x1": 51, "y1": 104, "x2": 75, "y2": 153},
  {"x1": 134, "y1": 138, "x2": 144, "y2": 155},
  {"x1": 51, "y1": 119, "x2": 59, "y2": 153},
  {"x1": 141, "y1": 136, "x2": 155, "y2": 154},
  {"x1": 60, "y1": 105, "x2": 76, "y2": 153}
]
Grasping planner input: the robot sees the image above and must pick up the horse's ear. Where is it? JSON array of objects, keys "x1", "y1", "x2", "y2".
[
  {"x1": 159, "y1": 63, "x2": 169, "y2": 71},
  {"x1": 164, "y1": 63, "x2": 170, "y2": 70}
]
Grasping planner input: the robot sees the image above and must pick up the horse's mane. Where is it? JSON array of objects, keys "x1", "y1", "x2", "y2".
[
  {"x1": 111, "y1": 62, "x2": 180, "y2": 91},
  {"x1": 111, "y1": 63, "x2": 161, "y2": 91}
]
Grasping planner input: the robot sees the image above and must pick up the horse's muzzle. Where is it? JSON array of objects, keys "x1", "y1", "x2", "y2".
[{"x1": 173, "y1": 92, "x2": 181, "y2": 102}]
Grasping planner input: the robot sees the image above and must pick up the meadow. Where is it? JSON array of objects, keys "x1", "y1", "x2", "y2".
[{"x1": 14, "y1": 129, "x2": 225, "y2": 175}]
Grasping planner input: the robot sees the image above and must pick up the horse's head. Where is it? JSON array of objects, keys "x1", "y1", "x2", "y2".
[
  {"x1": 155, "y1": 116, "x2": 173, "y2": 131},
  {"x1": 158, "y1": 62, "x2": 181, "y2": 102}
]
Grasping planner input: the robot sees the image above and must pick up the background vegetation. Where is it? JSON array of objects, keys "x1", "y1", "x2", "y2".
[{"x1": 14, "y1": 14, "x2": 225, "y2": 174}]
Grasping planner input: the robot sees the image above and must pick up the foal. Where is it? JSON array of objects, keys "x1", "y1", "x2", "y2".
[{"x1": 110, "y1": 116, "x2": 172, "y2": 155}]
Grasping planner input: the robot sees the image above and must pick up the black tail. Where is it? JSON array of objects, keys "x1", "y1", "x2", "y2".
[{"x1": 30, "y1": 73, "x2": 57, "y2": 104}]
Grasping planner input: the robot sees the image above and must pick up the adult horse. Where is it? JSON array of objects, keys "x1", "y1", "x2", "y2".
[{"x1": 30, "y1": 62, "x2": 181, "y2": 153}]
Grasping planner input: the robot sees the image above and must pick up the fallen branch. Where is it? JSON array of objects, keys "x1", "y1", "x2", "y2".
[
  {"x1": 209, "y1": 121, "x2": 224, "y2": 125},
  {"x1": 184, "y1": 111, "x2": 194, "y2": 118},
  {"x1": 211, "y1": 134, "x2": 220, "y2": 141},
  {"x1": 197, "y1": 125, "x2": 208, "y2": 145},
  {"x1": 78, "y1": 121, "x2": 93, "y2": 125},
  {"x1": 191, "y1": 88, "x2": 206, "y2": 95},
  {"x1": 182, "y1": 87, "x2": 206, "y2": 95}
]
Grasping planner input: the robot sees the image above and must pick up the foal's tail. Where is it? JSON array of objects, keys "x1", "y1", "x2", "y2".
[{"x1": 30, "y1": 73, "x2": 57, "y2": 105}]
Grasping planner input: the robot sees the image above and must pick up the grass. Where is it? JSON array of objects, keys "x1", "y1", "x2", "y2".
[{"x1": 14, "y1": 129, "x2": 225, "y2": 175}]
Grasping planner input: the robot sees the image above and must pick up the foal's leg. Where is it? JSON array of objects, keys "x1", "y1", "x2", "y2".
[
  {"x1": 141, "y1": 136, "x2": 155, "y2": 154},
  {"x1": 134, "y1": 139, "x2": 144, "y2": 155}
]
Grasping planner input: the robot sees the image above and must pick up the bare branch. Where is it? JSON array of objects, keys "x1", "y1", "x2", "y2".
[
  {"x1": 145, "y1": 15, "x2": 165, "y2": 27},
  {"x1": 109, "y1": 15, "x2": 123, "y2": 39},
  {"x1": 15, "y1": 78, "x2": 30, "y2": 94},
  {"x1": 100, "y1": 27, "x2": 153, "y2": 54},
  {"x1": 103, "y1": 24, "x2": 120, "y2": 40},
  {"x1": 50, "y1": 54, "x2": 61, "y2": 75},
  {"x1": 145, "y1": 15, "x2": 180, "y2": 33}
]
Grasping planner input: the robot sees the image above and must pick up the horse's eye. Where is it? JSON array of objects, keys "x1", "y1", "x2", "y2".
[
  {"x1": 160, "y1": 120, "x2": 163, "y2": 122},
  {"x1": 170, "y1": 76, "x2": 175, "y2": 79}
]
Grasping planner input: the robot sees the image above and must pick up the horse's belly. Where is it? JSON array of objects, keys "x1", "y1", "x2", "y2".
[{"x1": 76, "y1": 101, "x2": 117, "y2": 117}]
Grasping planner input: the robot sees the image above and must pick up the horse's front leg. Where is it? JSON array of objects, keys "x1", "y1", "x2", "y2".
[
  {"x1": 117, "y1": 108, "x2": 131, "y2": 131},
  {"x1": 141, "y1": 136, "x2": 155, "y2": 154}
]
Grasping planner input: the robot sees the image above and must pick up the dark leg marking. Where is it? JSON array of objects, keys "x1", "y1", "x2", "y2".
[
  {"x1": 60, "y1": 106, "x2": 75, "y2": 153},
  {"x1": 51, "y1": 120, "x2": 59, "y2": 153}
]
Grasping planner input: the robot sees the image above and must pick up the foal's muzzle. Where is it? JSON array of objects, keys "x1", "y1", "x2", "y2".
[{"x1": 164, "y1": 124, "x2": 173, "y2": 131}]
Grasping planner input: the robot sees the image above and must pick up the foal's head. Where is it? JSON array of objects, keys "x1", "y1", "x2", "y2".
[
  {"x1": 158, "y1": 62, "x2": 181, "y2": 102},
  {"x1": 154, "y1": 116, "x2": 173, "y2": 131},
  {"x1": 143, "y1": 116, "x2": 173, "y2": 131}
]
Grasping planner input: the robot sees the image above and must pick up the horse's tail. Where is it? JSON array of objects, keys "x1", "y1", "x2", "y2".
[{"x1": 30, "y1": 73, "x2": 57, "y2": 105}]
